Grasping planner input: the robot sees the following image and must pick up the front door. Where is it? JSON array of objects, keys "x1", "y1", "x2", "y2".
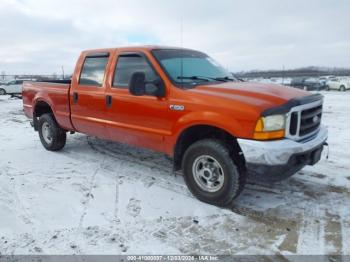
[{"x1": 104, "y1": 52, "x2": 171, "y2": 152}]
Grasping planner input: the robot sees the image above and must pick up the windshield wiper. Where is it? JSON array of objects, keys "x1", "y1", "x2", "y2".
[
  {"x1": 178, "y1": 75, "x2": 235, "y2": 83},
  {"x1": 214, "y1": 76, "x2": 235, "y2": 82},
  {"x1": 177, "y1": 76, "x2": 210, "y2": 82}
]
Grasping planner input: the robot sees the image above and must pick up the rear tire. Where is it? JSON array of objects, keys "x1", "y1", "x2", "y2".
[
  {"x1": 325, "y1": 85, "x2": 330, "y2": 91},
  {"x1": 182, "y1": 139, "x2": 246, "y2": 207},
  {"x1": 340, "y1": 85, "x2": 345, "y2": 92},
  {"x1": 38, "y1": 113, "x2": 66, "y2": 151},
  {"x1": 0, "y1": 88, "x2": 6, "y2": 95}
]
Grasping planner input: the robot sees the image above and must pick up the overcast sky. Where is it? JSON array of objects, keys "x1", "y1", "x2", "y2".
[{"x1": 1, "y1": 0, "x2": 350, "y2": 75}]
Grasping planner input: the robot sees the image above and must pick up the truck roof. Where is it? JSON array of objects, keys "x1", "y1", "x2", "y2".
[{"x1": 81, "y1": 45, "x2": 195, "y2": 54}]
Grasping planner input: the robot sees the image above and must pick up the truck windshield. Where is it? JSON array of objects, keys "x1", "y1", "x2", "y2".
[{"x1": 152, "y1": 49, "x2": 234, "y2": 87}]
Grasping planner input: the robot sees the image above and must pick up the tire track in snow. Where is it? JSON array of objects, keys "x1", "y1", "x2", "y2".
[
  {"x1": 6, "y1": 169, "x2": 34, "y2": 226},
  {"x1": 113, "y1": 161, "x2": 129, "y2": 224},
  {"x1": 296, "y1": 206, "x2": 345, "y2": 255},
  {"x1": 341, "y1": 220, "x2": 350, "y2": 255},
  {"x1": 76, "y1": 157, "x2": 106, "y2": 237},
  {"x1": 296, "y1": 207, "x2": 325, "y2": 254},
  {"x1": 324, "y1": 210, "x2": 343, "y2": 255}
]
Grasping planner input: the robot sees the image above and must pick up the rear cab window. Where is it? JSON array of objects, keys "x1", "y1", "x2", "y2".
[{"x1": 79, "y1": 53, "x2": 109, "y2": 87}]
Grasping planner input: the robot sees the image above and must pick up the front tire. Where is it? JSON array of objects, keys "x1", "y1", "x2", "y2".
[
  {"x1": 0, "y1": 88, "x2": 6, "y2": 95},
  {"x1": 340, "y1": 85, "x2": 345, "y2": 92},
  {"x1": 182, "y1": 139, "x2": 246, "y2": 207},
  {"x1": 38, "y1": 113, "x2": 66, "y2": 151}
]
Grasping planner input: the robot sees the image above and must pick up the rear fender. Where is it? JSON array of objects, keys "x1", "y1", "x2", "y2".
[{"x1": 32, "y1": 95, "x2": 55, "y2": 131}]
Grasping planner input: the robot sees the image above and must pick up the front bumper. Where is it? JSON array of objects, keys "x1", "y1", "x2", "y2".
[
  {"x1": 237, "y1": 125, "x2": 328, "y2": 181},
  {"x1": 238, "y1": 125, "x2": 327, "y2": 166}
]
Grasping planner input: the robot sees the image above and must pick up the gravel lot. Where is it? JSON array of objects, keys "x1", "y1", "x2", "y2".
[{"x1": 0, "y1": 91, "x2": 349, "y2": 255}]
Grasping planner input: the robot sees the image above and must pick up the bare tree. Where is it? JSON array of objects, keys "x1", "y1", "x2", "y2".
[{"x1": 1, "y1": 71, "x2": 5, "y2": 81}]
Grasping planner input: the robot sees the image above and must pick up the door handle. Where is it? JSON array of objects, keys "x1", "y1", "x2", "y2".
[
  {"x1": 106, "y1": 95, "x2": 112, "y2": 108},
  {"x1": 73, "y1": 92, "x2": 78, "y2": 103}
]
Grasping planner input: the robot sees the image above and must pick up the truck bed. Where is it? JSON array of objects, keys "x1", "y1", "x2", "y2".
[{"x1": 22, "y1": 81, "x2": 74, "y2": 131}]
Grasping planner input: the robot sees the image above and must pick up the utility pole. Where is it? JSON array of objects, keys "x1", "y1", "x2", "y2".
[{"x1": 61, "y1": 65, "x2": 65, "y2": 80}]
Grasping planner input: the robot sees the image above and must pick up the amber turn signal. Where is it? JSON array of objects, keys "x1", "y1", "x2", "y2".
[{"x1": 253, "y1": 130, "x2": 285, "y2": 140}]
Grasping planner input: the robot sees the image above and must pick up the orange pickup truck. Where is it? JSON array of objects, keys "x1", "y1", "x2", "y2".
[{"x1": 23, "y1": 46, "x2": 328, "y2": 206}]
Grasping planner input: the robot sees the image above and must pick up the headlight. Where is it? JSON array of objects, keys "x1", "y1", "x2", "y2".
[
  {"x1": 261, "y1": 115, "x2": 285, "y2": 131},
  {"x1": 253, "y1": 114, "x2": 286, "y2": 140}
]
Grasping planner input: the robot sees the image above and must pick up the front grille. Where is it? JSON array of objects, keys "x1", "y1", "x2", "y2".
[
  {"x1": 299, "y1": 105, "x2": 322, "y2": 136},
  {"x1": 286, "y1": 100, "x2": 323, "y2": 140}
]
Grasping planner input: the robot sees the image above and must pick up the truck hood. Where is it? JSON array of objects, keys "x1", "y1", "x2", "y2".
[{"x1": 189, "y1": 81, "x2": 310, "y2": 113}]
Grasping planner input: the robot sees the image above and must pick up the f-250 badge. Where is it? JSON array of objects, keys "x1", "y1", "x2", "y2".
[{"x1": 170, "y1": 105, "x2": 185, "y2": 111}]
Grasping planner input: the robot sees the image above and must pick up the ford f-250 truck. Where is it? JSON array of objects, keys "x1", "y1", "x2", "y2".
[{"x1": 23, "y1": 46, "x2": 328, "y2": 206}]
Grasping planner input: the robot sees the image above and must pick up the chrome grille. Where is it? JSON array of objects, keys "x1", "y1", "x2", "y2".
[
  {"x1": 299, "y1": 105, "x2": 322, "y2": 136},
  {"x1": 286, "y1": 99, "x2": 323, "y2": 140}
]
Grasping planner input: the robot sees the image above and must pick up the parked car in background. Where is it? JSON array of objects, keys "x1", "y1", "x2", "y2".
[
  {"x1": 326, "y1": 77, "x2": 350, "y2": 91},
  {"x1": 319, "y1": 76, "x2": 331, "y2": 86},
  {"x1": 0, "y1": 80, "x2": 25, "y2": 95},
  {"x1": 304, "y1": 78, "x2": 326, "y2": 91},
  {"x1": 290, "y1": 77, "x2": 326, "y2": 91},
  {"x1": 290, "y1": 77, "x2": 306, "y2": 89}
]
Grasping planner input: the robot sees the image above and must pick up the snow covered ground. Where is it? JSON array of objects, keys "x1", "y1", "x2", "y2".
[{"x1": 0, "y1": 91, "x2": 349, "y2": 255}]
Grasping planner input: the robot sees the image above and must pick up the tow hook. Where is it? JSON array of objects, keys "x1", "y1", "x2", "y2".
[{"x1": 323, "y1": 142, "x2": 329, "y2": 159}]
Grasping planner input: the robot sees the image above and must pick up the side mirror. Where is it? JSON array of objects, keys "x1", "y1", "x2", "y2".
[
  {"x1": 129, "y1": 72, "x2": 146, "y2": 96},
  {"x1": 150, "y1": 78, "x2": 166, "y2": 97},
  {"x1": 129, "y1": 72, "x2": 165, "y2": 98}
]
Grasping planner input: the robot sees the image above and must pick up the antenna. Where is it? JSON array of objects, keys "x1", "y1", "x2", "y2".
[{"x1": 180, "y1": 15, "x2": 184, "y2": 88}]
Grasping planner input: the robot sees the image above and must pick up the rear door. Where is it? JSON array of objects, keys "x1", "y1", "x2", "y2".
[
  {"x1": 70, "y1": 52, "x2": 111, "y2": 139},
  {"x1": 104, "y1": 51, "x2": 171, "y2": 152}
]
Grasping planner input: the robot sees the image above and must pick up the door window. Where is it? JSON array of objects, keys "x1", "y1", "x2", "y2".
[
  {"x1": 79, "y1": 55, "x2": 109, "y2": 86},
  {"x1": 113, "y1": 54, "x2": 158, "y2": 88}
]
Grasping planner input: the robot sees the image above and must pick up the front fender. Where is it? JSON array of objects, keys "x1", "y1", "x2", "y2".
[{"x1": 171, "y1": 111, "x2": 245, "y2": 144}]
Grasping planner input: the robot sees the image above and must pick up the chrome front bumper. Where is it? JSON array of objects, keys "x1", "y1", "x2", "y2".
[{"x1": 237, "y1": 125, "x2": 328, "y2": 166}]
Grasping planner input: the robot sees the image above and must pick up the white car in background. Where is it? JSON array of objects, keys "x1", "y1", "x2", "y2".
[
  {"x1": 326, "y1": 77, "x2": 350, "y2": 91},
  {"x1": 0, "y1": 80, "x2": 25, "y2": 95}
]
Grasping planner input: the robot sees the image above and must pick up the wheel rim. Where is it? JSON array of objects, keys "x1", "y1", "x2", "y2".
[
  {"x1": 192, "y1": 155, "x2": 225, "y2": 193},
  {"x1": 42, "y1": 122, "x2": 53, "y2": 144}
]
